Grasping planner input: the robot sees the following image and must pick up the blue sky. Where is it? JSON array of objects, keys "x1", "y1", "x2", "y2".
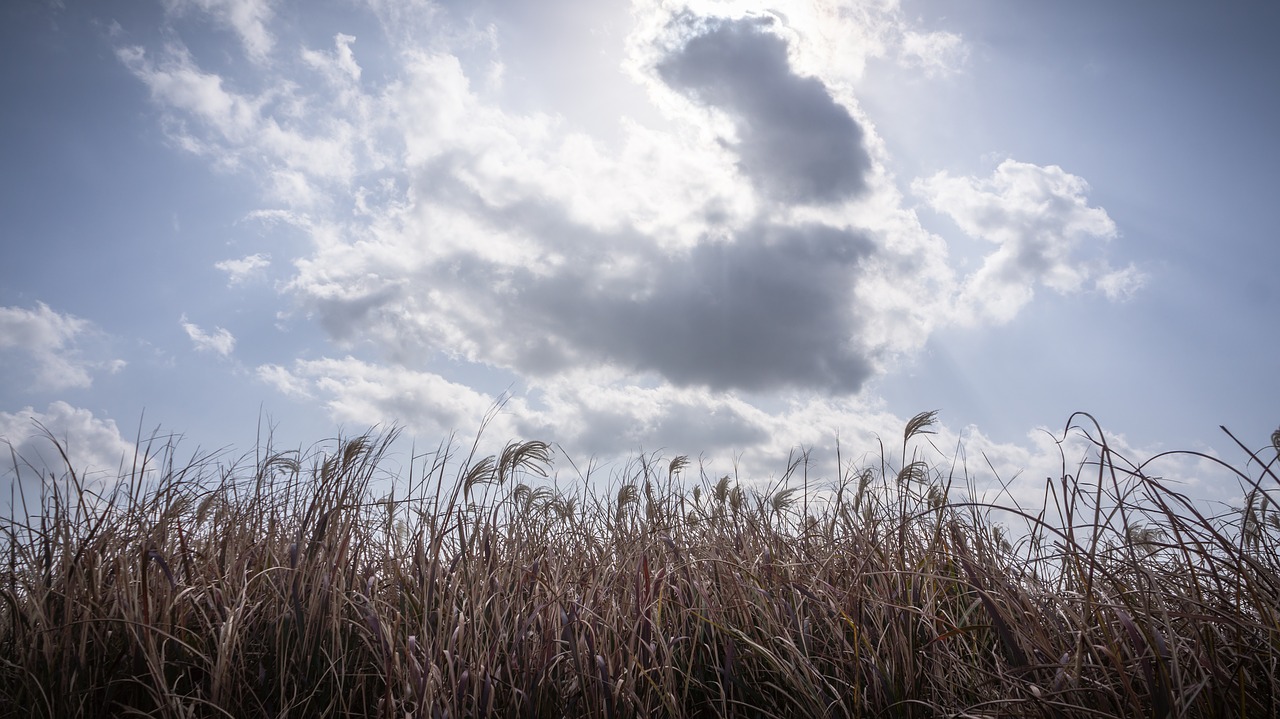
[{"x1": 2, "y1": 0, "x2": 1276, "y2": 509}]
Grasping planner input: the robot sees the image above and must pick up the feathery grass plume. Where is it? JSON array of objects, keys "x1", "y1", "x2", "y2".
[{"x1": 1, "y1": 412, "x2": 1278, "y2": 717}]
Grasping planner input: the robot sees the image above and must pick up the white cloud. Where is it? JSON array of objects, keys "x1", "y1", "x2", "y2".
[
  {"x1": 256, "y1": 357, "x2": 497, "y2": 437},
  {"x1": 248, "y1": 355, "x2": 1240, "y2": 518},
  {"x1": 254, "y1": 356, "x2": 800, "y2": 476},
  {"x1": 181, "y1": 315, "x2": 236, "y2": 356},
  {"x1": 116, "y1": 44, "x2": 259, "y2": 141},
  {"x1": 913, "y1": 159, "x2": 1129, "y2": 325},
  {"x1": 898, "y1": 30, "x2": 968, "y2": 77},
  {"x1": 162, "y1": 0, "x2": 277, "y2": 62},
  {"x1": 302, "y1": 33, "x2": 362, "y2": 85},
  {"x1": 626, "y1": 0, "x2": 969, "y2": 87},
  {"x1": 0, "y1": 302, "x2": 120, "y2": 390},
  {"x1": 256, "y1": 363, "x2": 313, "y2": 398},
  {"x1": 215, "y1": 252, "x2": 271, "y2": 285},
  {"x1": 0, "y1": 402, "x2": 136, "y2": 510},
  {"x1": 1096, "y1": 263, "x2": 1148, "y2": 301},
  {"x1": 117, "y1": 41, "x2": 359, "y2": 207},
  {"x1": 240, "y1": 14, "x2": 965, "y2": 395}
]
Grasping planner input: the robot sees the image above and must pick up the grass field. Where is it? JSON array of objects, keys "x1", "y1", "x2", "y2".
[{"x1": 1, "y1": 411, "x2": 1277, "y2": 718}]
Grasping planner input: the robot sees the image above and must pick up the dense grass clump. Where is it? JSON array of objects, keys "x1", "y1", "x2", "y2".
[{"x1": 1, "y1": 411, "x2": 1277, "y2": 718}]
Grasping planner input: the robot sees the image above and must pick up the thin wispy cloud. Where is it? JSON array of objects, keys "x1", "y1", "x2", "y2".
[
  {"x1": 214, "y1": 253, "x2": 271, "y2": 285},
  {"x1": 117, "y1": 39, "x2": 358, "y2": 206},
  {"x1": 898, "y1": 29, "x2": 968, "y2": 77},
  {"x1": 161, "y1": 0, "x2": 277, "y2": 62},
  {"x1": 180, "y1": 315, "x2": 236, "y2": 356}
]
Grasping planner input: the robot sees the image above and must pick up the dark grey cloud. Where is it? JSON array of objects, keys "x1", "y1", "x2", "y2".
[
  {"x1": 298, "y1": 153, "x2": 879, "y2": 396},
  {"x1": 657, "y1": 18, "x2": 871, "y2": 204},
  {"x1": 518, "y1": 220, "x2": 876, "y2": 393},
  {"x1": 313, "y1": 284, "x2": 405, "y2": 345}
]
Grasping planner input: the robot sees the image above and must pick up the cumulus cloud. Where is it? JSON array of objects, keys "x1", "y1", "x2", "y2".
[
  {"x1": 181, "y1": 315, "x2": 236, "y2": 356},
  {"x1": 111, "y1": 1, "x2": 1154, "y2": 504},
  {"x1": 914, "y1": 160, "x2": 1129, "y2": 324},
  {"x1": 518, "y1": 221, "x2": 877, "y2": 391},
  {"x1": 523, "y1": 376, "x2": 774, "y2": 458},
  {"x1": 656, "y1": 17, "x2": 871, "y2": 204},
  {"x1": 215, "y1": 252, "x2": 271, "y2": 285},
  {"x1": 281, "y1": 201, "x2": 882, "y2": 393},
  {"x1": 0, "y1": 402, "x2": 136, "y2": 510},
  {"x1": 246, "y1": 34, "x2": 890, "y2": 394},
  {"x1": 250, "y1": 355, "x2": 1230, "y2": 518},
  {"x1": 255, "y1": 358, "x2": 785, "y2": 464},
  {"x1": 112, "y1": 0, "x2": 1118, "y2": 401},
  {"x1": 0, "y1": 302, "x2": 119, "y2": 390},
  {"x1": 257, "y1": 357, "x2": 498, "y2": 437}
]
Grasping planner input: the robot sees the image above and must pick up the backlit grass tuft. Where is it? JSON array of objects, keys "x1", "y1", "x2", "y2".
[{"x1": 1, "y1": 411, "x2": 1277, "y2": 717}]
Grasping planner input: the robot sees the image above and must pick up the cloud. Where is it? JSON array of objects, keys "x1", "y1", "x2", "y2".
[
  {"x1": 215, "y1": 252, "x2": 271, "y2": 285},
  {"x1": 250, "y1": 356, "x2": 1237, "y2": 518},
  {"x1": 656, "y1": 17, "x2": 871, "y2": 205},
  {"x1": 162, "y1": 0, "x2": 277, "y2": 62},
  {"x1": 0, "y1": 402, "x2": 136, "y2": 511},
  {"x1": 180, "y1": 315, "x2": 236, "y2": 356},
  {"x1": 116, "y1": 41, "x2": 359, "y2": 207},
  {"x1": 283, "y1": 192, "x2": 881, "y2": 393},
  {"x1": 1096, "y1": 263, "x2": 1147, "y2": 301},
  {"x1": 219, "y1": 36, "x2": 888, "y2": 394},
  {"x1": 111, "y1": 1, "x2": 1057, "y2": 402},
  {"x1": 0, "y1": 302, "x2": 119, "y2": 390},
  {"x1": 254, "y1": 358, "x2": 780, "y2": 463},
  {"x1": 913, "y1": 160, "x2": 1131, "y2": 324},
  {"x1": 110, "y1": 1, "x2": 1164, "y2": 510},
  {"x1": 256, "y1": 362, "x2": 313, "y2": 398},
  {"x1": 302, "y1": 32, "x2": 361, "y2": 84},
  {"x1": 515, "y1": 221, "x2": 877, "y2": 392},
  {"x1": 898, "y1": 30, "x2": 968, "y2": 77},
  {"x1": 256, "y1": 357, "x2": 497, "y2": 437},
  {"x1": 627, "y1": 0, "x2": 970, "y2": 87}
]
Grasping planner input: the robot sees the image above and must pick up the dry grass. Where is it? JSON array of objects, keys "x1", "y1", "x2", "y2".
[{"x1": 1, "y1": 411, "x2": 1277, "y2": 718}]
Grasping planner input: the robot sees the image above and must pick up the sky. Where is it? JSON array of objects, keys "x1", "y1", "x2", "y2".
[{"x1": 2, "y1": 0, "x2": 1277, "y2": 513}]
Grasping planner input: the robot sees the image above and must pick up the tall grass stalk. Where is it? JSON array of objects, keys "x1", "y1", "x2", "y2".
[{"x1": 1, "y1": 412, "x2": 1277, "y2": 717}]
